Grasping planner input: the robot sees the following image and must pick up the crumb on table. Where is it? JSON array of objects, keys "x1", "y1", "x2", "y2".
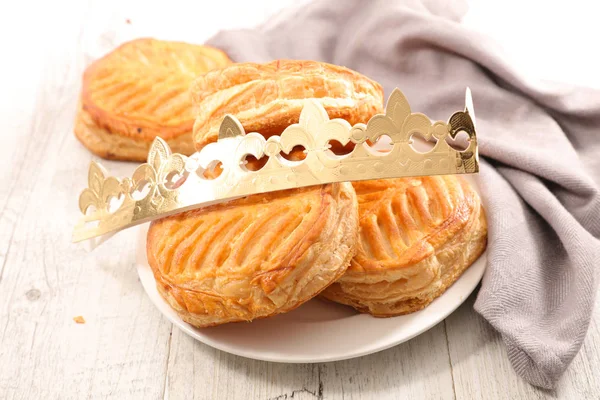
[{"x1": 73, "y1": 316, "x2": 86, "y2": 324}]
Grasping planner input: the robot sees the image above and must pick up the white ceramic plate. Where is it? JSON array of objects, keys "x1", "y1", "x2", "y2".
[{"x1": 136, "y1": 177, "x2": 486, "y2": 363}]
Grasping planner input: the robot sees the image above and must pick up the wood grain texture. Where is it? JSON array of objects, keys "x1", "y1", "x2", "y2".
[
  {"x1": 0, "y1": 1, "x2": 599, "y2": 399},
  {"x1": 0, "y1": 2, "x2": 173, "y2": 399},
  {"x1": 165, "y1": 321, "x2": 454, "y2": 400},
  {"x1": 446, "y1": 291, "x2": 600, "y2": 400}
]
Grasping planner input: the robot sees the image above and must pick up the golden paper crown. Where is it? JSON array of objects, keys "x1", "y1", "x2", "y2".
[{"x1": 73, "y1": 88, "x2": 478, "y2": 243}]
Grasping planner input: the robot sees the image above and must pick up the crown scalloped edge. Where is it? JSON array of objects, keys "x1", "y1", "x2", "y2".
[{"x1": 73, "y1": 87, "x2": 479, "y2": 243}]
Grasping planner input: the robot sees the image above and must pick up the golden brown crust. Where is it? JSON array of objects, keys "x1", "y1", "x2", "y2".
[
  {"x1": 146, "y1": 183, "x2": 359, "y2": 327},
  {"x1": 320, "y1": 176, "x2": 488, "y2": 316},
  {"x1": 191, "y1": 60, "x2": 384, "y2": 151},
  {"x1": 74, "y1": 103, "x2": 196, "y2": 161},
  {"x1": 77, "y1": 38, "x2": 231, "y2": 160}
]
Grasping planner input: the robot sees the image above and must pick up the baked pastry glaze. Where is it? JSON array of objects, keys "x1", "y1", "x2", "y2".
[
  {"x1": 321, "y1": 176, "x2": 487, "y2": 316},
  {"x1": 146, "y1": 183, "x2": 358, "y2": 327},
  {"x1": 75, "y1": 38, "x2": 231, "y2": 161},
  {"x1": 192, "y1": 60, "x2": 384, "y2": 150}
]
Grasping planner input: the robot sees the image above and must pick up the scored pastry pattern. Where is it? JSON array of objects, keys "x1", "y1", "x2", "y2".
[
  {"x1": 320, "y1": 176, "x2": 487, "y2": 316},
  {"x1": 82, "y1": 39, "x2": 231, "y2": 139},
  {"x1": 73, "y1": 87, "x2": 479, "y2": 243}
]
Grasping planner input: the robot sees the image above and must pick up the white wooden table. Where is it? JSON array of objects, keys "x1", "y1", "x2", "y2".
[{"x1": 1, "y1": 1, "x2": 599, "y2": 399}]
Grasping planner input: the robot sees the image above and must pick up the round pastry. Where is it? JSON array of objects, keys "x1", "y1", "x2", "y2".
[
  {"x1": 321, "y1": 176, "x2": 487, "y2": 317},
  {"x1": 146, "y1": 183, "x2": 358, "y2": 327},
  {"x1": 191, "y1": 60, "x2": 384, "y2": 150},
  {"x1": 75, "y1": 38, "x2": 231, "y2": 161}
]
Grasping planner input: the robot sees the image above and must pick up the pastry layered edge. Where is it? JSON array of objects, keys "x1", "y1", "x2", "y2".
[
  {"x1": 321, "y1": 190, "x2": 488, "y2": 317},
  {"x1": 74, "y1": 103, "x2": 196, "y2": 161}
]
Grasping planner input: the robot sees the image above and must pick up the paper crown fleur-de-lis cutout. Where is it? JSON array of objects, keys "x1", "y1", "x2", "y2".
[{"x1": 73, "y1": 87, "x2": 479, "y2": 243}]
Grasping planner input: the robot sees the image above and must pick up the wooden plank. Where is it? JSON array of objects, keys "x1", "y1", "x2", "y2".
[
  {"x1": 164, "y1": 318, "x2": 455, "y2": 400},
  {"x1": 556, "y1": 294, "x2": 600, "y2": 399},
  {"x1": 0, "y1": 3, "x2": 172, "y2": 399},
  {"x1": 165, "y1": 327, "x2": 322, "y2": 400},
  {"x1": 446, "y1": 292, "x2": 547, "y2": 400},
  {"x1": 317, "y1": 321, "x2": 455, "y2": 400},
  {"x1": 446, "y1": 291, "x2": 600, "y2": 400}
]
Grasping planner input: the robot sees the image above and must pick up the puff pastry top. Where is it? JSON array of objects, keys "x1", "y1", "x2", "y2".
[
  {"x1": 146, "y1": 183, "x2": 358, "y2": 327},
  {"x1": 191, "y1": 60, "x2": 384, "y2": 150},
  {"x1": 348, "y1": 176, "x2": 480, "y2": 279},
  {"x1": 320, "y1": 176, "x2": 486, "y2": 316},
  {"x1": 81, "y1": 38, "x2": 231, "y2": 142}
]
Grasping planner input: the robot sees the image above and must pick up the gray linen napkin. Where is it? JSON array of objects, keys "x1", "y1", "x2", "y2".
[{"x1": 206, "y1": 0, "x2": 600, "y2": 388}]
